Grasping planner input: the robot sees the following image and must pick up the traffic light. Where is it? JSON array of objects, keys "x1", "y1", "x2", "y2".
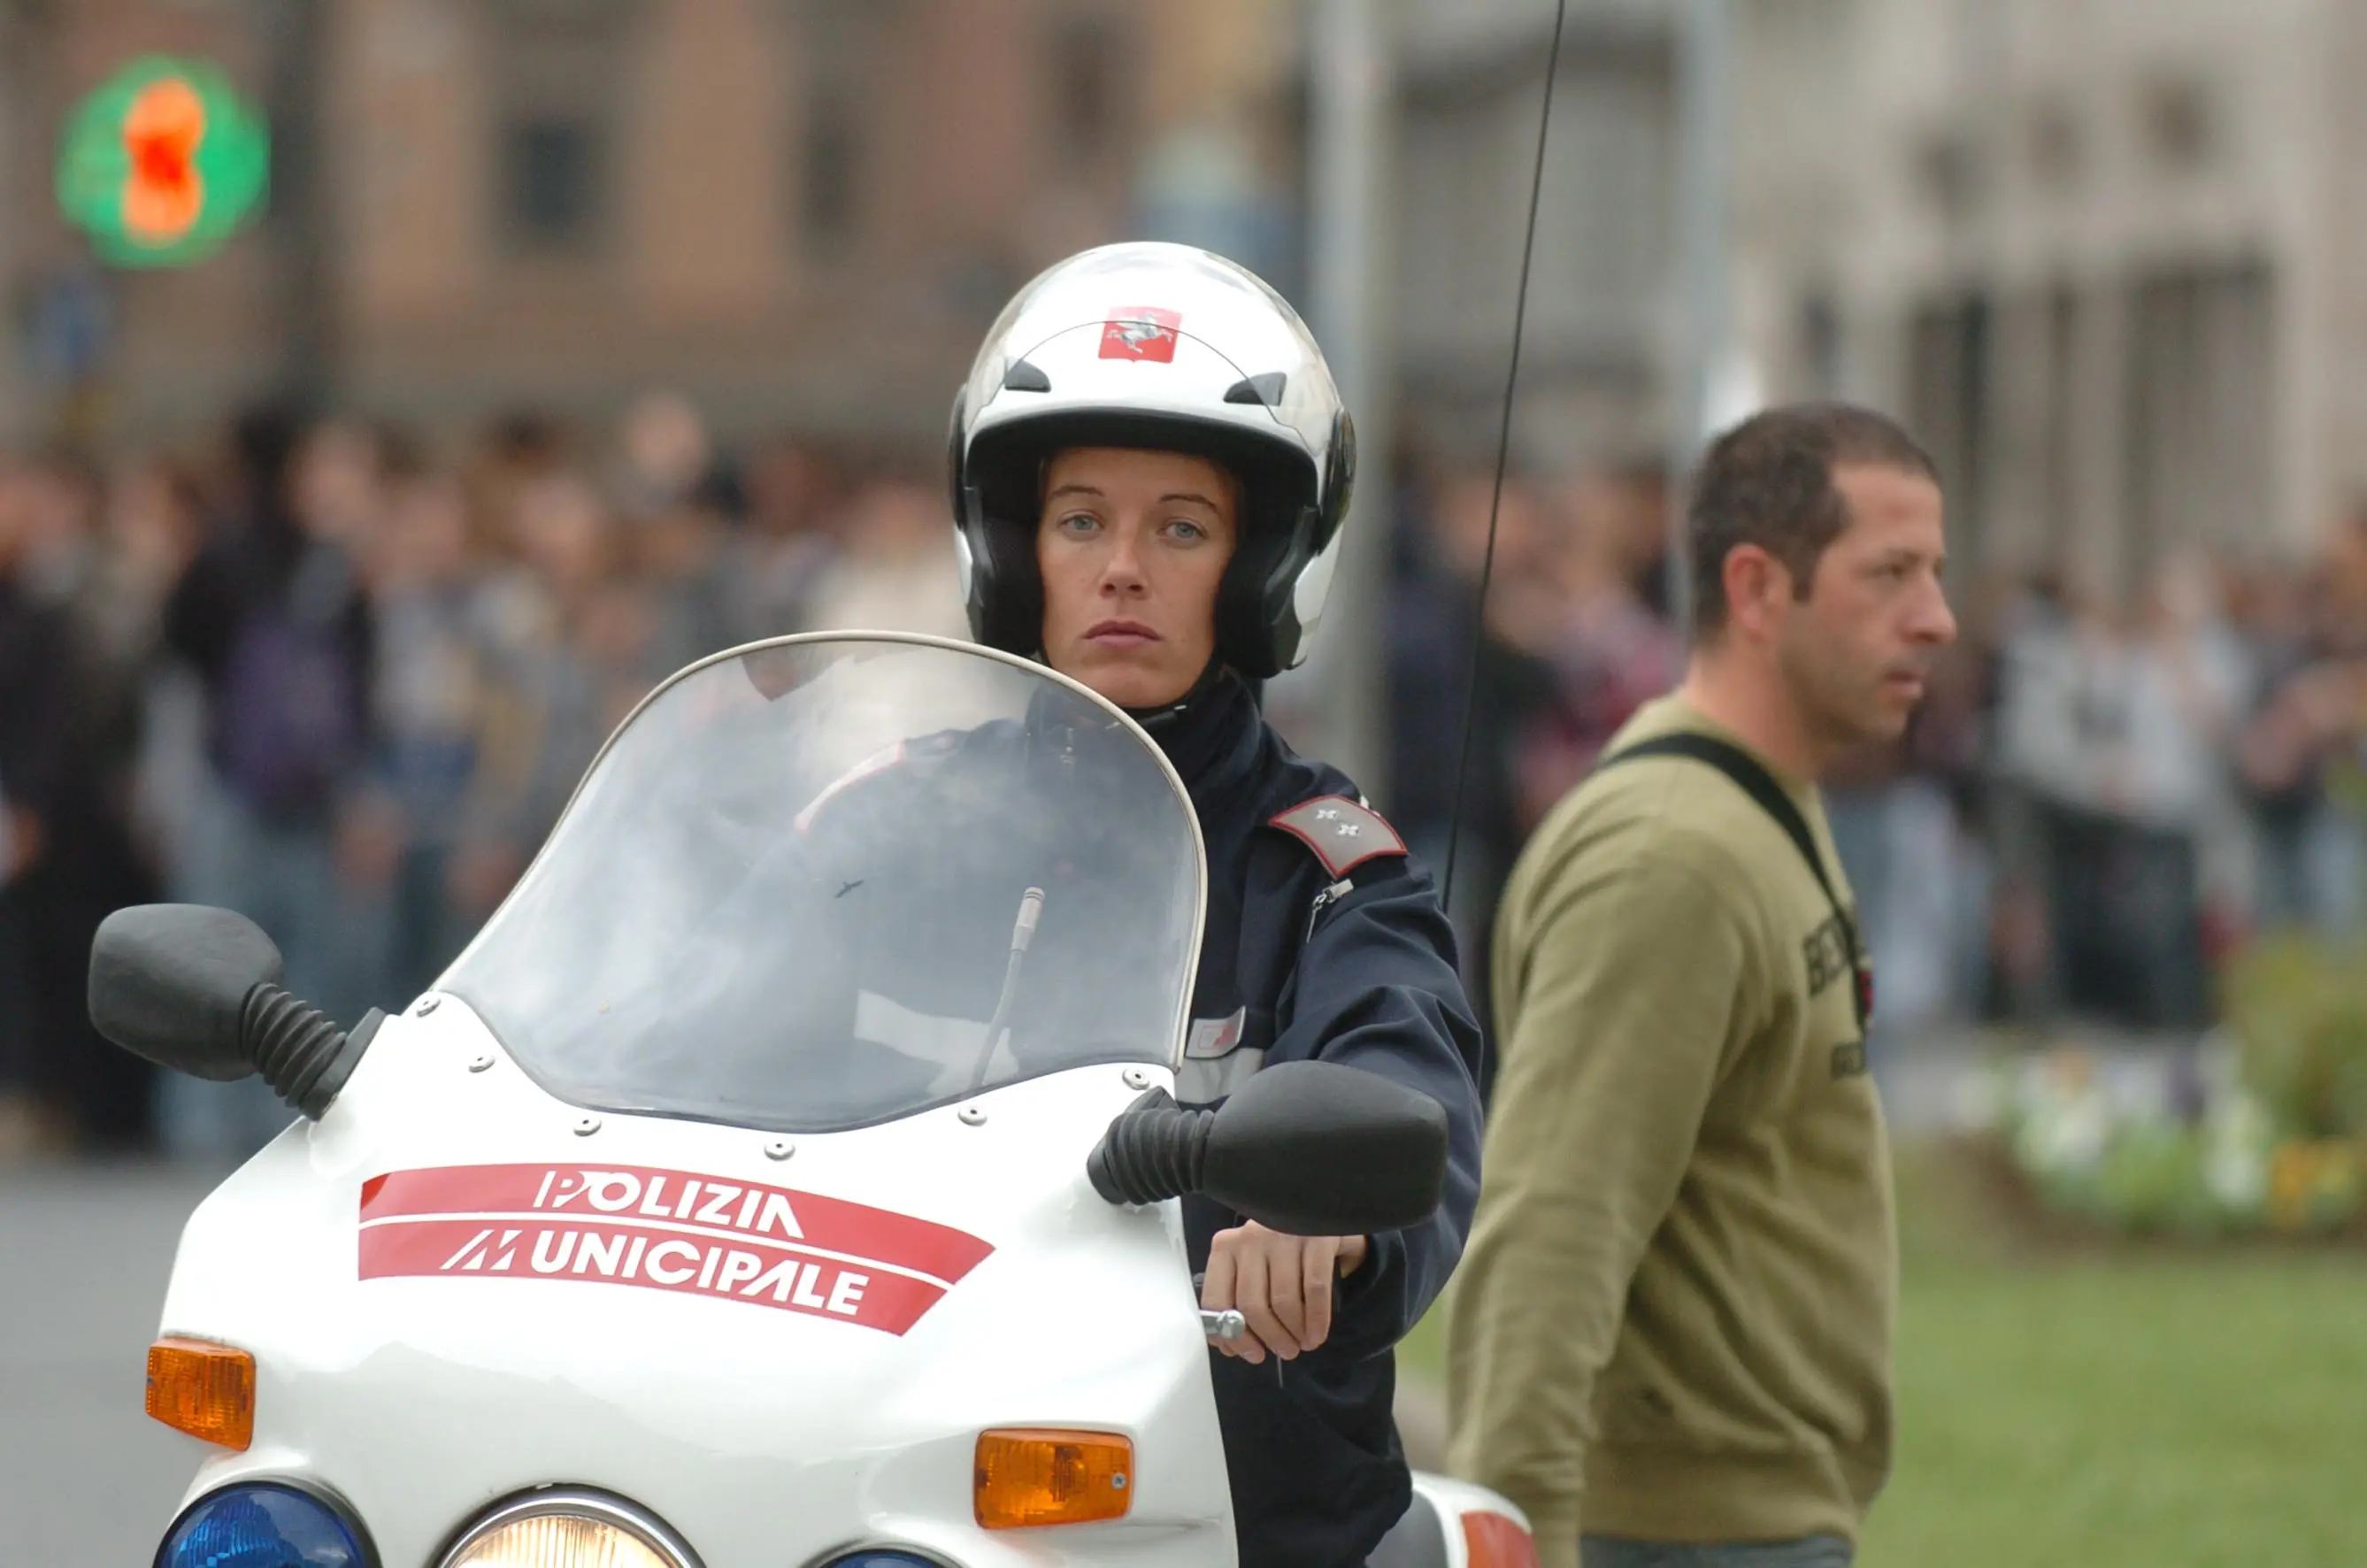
[{"x1": 57, "y1": 56, "x2": 269, "y2": 268}]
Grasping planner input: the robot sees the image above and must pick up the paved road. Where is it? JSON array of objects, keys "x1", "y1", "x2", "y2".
[{"x1": 1, "y1": 1162, "x2": 218, "y2": 1564}]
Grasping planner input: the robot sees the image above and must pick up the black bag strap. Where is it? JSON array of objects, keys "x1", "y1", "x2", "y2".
[{"x1": 1595, "y1": 733, "x2": 1871, "y2": 1032}]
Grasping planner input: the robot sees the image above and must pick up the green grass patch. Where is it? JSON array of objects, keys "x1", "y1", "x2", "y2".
[
  {"x1": 1399, "y1": 1288, "x2": 1446, "y2": 1384},
  {"x1": 1863, "y1": 1249, "x2": 2367, "y2": 1566},
  {"x1": 1407, "y1": 1145, "x2": 2367, "y2": 1564}
]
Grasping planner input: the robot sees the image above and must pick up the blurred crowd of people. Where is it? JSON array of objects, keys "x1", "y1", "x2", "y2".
[
  {"x1": 4, "y1": 398, "x2": 2365, "y2": 1158},
  {"x1": 0, "y1": 392, "x2": 968, "y2": 1158},
  {"x1": 1390, "y1": 457, "x2": 2367, "y2": 1055},
  {"x1": 1977, "y1": 537, "x2": 2367, "y2": 1026}
]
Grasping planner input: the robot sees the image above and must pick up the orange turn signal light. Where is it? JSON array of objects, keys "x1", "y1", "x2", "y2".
[
  {"x1": 1464, "y1": 1510, "x2": 1540, "y2": 1568},
  {"x1": 974, "y1": 1427, "x2": 1133, "y2": 1529},
  {"x1": 145, "y1": 1336, "x2": 255, "y2": 1450}
]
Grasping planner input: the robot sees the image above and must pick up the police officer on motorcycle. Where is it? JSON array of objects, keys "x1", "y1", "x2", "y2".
[{"x1": 946, "y1": 242, "x2": 1486, "y2": 1568}]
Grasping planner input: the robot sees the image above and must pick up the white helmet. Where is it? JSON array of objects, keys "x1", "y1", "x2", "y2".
[{"x1": 947, "y1": 242, "x2": 1356, "y2": 679}]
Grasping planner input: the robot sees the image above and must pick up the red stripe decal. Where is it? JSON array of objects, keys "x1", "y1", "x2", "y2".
[{"x1": 357, "y1": 1164, "x2": 992, "y2": 1336}]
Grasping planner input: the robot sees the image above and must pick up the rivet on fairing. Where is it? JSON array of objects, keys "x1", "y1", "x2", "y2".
[
  {"x1": 573, "y1": 1116, "x2": 602, "y2": 1137},
  {"x1": 958, "y1": 1105, "x2": 988, "y2": 1126}
]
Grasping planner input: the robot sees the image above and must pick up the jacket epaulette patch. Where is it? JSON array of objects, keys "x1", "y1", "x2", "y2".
[{"x1": 1267, "y1": 795, "x2": 1407, "y2": 878}]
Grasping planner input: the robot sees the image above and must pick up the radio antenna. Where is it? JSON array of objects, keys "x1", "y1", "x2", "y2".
[{"x1": 1441, "y1": 0, "x2": 1570, "y2": 917}]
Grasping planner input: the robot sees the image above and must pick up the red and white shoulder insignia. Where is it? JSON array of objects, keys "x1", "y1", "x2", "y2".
[{"x1": 1267, "y1": 795, "x2": 1407, "y2": 878}]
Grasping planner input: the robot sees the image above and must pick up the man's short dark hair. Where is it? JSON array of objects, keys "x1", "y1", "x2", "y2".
[{"x1": 1687, "y1": 402, "x2": 1938, "y2": 641}]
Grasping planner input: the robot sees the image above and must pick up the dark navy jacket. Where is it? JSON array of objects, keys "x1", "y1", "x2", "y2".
[{"x1": 1142, "y1": 672, "x2": 1486, "y2": 1568}]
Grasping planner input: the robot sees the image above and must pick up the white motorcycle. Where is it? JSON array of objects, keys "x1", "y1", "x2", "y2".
[{"x1": 95, "y1": 634, "x2": 1535, "y2": 1568}]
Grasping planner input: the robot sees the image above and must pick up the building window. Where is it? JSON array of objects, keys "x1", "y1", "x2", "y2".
[
  {"x1": 1908, "y1": 293, "x2": 1993, "y2": 567},
  {"x1": 795, "y1": 0, "x2": 881, "y2": 260},
  {"x1": 2125, "y1": 263, "x2": 2271, "y2": 576},
  {"x1": 490, "y1": 0, "x2": 637, "y2": 257},
  {"x1": 1799, "y1": 290, "x2": 1842, "y2": 397},
  {"x1": 503, "y1": 118, "x2": 605, "y2": 249},
  {"x1": 2040, "y1": 283, "x2": 2080, "y2": 560},
  {"x1": 2138, "y1": 73, "x2": 2216, "y2": 175},
  {"x1": 801, "y1": 86, "x2": 860, "y2": 251},
  {"x1": 1049, "y1": 13, "x2": 1125, "y2": 171},
  {"x1": 2027, "y1": 98, "x2": 2083, "y2": 194},
  {"x1": 1913, "y1": 129, "x2": 1982, "y2": 224}
]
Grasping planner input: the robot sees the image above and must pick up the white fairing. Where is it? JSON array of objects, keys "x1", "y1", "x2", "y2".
[
  {"x1": 163, "y1": 1008, "x2": 1229, "y2": 1566},
  {"x1": 141, "y1": 635, "x2": 1531, "y2": 1567}
]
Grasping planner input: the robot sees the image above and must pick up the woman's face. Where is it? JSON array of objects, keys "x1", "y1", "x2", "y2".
[{"x1": 1036, "y1": 446, "x2": 1237, "y2": 710}]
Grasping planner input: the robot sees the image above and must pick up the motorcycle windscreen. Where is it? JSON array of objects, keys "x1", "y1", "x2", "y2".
[{"x1": 440, "y1": 636, "x2": 1204, "y2": 1134}]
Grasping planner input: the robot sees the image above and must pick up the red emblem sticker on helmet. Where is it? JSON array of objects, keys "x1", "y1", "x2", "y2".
[{"x1": 1100, "y1": 305, "x2": 1181, "y2": 363}]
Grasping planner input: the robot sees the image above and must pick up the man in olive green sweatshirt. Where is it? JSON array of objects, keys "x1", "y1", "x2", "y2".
[{"x1": 1446, "y1": 404, "x2": 1956, "y2": 1568}]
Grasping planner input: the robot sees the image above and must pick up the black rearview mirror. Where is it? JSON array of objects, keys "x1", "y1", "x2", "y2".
[
  {"x1": 88, "y1": 903, "x2": 381, "y2": 1118},
  {"x1": 1086, "y1": 1059, "x2": 1449, "y2": 1237},
  {"x1": 89, "y1": 903, "x2": 282, "y2": 1080}
]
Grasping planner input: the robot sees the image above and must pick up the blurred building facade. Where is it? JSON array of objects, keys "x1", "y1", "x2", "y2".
[
  {"x1": 11, "y1": 0, "x2": 2363, "y2": 590},
  {"x1": 1385, "y1": 0, "x2": 1856, "y2": 477},
  {"x1": 0, "y1": 0, "x2": 1300, "y2": 450},
  {"x1": 1387, "y1": 0, "x2": 2365, "y2": 588},
  {"x1": 1390, "y1": 0, "x2": 1679, "y2": 471},
  {"x1": 1736, "y1": 0, "x2": 2367, "y2": 590}
]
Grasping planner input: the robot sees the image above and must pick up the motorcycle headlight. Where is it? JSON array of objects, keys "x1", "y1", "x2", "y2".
[
  {"x1": 156, "y1": 1480, "x2": 372, "y2": 1568},
  {"x1": 438, "y1": 1491, "x2": 695, "y2": 1568}
]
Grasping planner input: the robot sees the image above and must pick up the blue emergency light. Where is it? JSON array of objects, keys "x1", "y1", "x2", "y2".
[{"x1": 156, "y1": 1480, "x2": 370, "y2": 1568}]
